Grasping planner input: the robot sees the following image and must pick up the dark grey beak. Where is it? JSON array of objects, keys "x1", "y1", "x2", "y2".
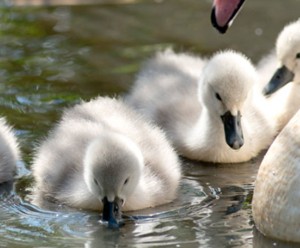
[
  {"x1": 221, "y1": 111, "x2": 244, "y2": 150},
  {"x1": 102, "y1": 197, "x2": 123, "y2": 228},
  {"x1": 211, "y1": 0, "x2": 246, "y2": 34},
  {"x1": 263, "y1": 65, "x2": 295, "y2": 96}
]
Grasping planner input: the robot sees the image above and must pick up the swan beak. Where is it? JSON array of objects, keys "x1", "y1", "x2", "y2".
[
  {"x1": 221, "y1": 111, "x2": 244, "y2": 150},
  {"x1": 102, "y1": 197, "x2": 124, "y2": 228},
  {"x1": 263, "y1": 65, "x2": 295, "y2": 96},
  {"x1": 211, "y1": 0, "x2": 246, "y2": 34}
]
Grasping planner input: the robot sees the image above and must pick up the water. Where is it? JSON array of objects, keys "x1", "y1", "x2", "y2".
[{"x1": 0, "y1": 0, "x2": 299, "y2": 247}]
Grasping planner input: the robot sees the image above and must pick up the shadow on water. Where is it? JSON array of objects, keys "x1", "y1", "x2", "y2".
[{"x1": 0, "y1": 0, "x2": 300, "y2": 247}]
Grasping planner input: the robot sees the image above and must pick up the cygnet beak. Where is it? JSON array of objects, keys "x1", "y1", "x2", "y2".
[
  {"x1": 211, "y1": 0, "x2": 246, "y2": 34},
  {"x1": 221, "y1": 111, "x2": 244, "y2": 150},
  {"x1": 102, "y1": 196, "x2": 124, "y2": 228},
  {"x1": 263, "y1": 65, "x2": 295, "y2": 96}
]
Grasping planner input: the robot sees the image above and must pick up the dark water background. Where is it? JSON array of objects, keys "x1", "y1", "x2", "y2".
[{"x1": 0, "y1": 0, "x2": 300, "y2": 247}]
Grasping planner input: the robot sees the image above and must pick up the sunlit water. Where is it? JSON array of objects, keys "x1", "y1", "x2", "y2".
[{"x1": 0, "y1": 0, "x2": 300, "y2": 247}]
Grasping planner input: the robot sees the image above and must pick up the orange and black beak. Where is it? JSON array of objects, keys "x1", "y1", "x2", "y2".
[{"x1": 211, "y1": 0, "x2": 246, "y2": 34}]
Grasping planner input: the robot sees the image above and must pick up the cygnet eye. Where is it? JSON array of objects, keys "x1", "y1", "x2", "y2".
[
  {"x1": 94, "y1": 178, "x2": 99, "y2": 186},
  {"x1": 296, "y1": 52, "x2": 300, "y2": 59},
  {"x1": 215, "y1": 93, "x2": 222, "y2": 101},
  {"x1": 124, "y1": 178, "x2": 129, "y2": 185}
]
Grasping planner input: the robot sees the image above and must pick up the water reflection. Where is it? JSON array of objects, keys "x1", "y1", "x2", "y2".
[
  {"x1": 0, "y1": 175, "x2": 216, "y2": 247},
  {"x1": 3, "y1": 153, "x2": 257, "y2": 247},
  {"x1": 253, "y1": 228, "x2": 300, "y2": 248},
  {"x1": 0, "y1": 193, "x2": 91, "y2": 246}
]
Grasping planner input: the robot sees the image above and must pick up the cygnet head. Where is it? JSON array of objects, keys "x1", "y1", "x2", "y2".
[
  {"x1": 199, "y1": 50, "x2": 257, "y2": 149},
  {"x1": 83, "y1": 132, "x2": 143, "y2": 227},
  {"x1": 264, "y1": 19, "x2": 300, "y2": 95}
]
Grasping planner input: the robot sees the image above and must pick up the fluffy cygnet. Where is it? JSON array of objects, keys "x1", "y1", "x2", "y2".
[
  {"x1": 126, "y1": 49, "x2": 279, "y2": 163},
  {"x1": 263, "y1": 18, "x2": 300, "y2": 95},
  {"x1": 0, "y1": 117, "x2": 19, "y2": 184},
  {"x1": 256, "y1": 19, "x2": 300, "y2": 130},
  {"x1": 32, "y1": 97, "x2": 181, "y2": 226}
]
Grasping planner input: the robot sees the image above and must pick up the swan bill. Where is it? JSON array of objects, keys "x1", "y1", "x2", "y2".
[
  {"x1": 102, "y1": 196, "x2": 124, "y2": 228},
  {"x1": 211, "y1": 0, "x2": 246, "y2": 34},
  {"x1": 263, "y1": 65, "x2": 295, "y2": 96},
  {"x1": 221, "y1": 111, "x2": 244, "y2": 150}
]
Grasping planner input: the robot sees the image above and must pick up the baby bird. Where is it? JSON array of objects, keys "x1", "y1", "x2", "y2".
[
  {"x1": 0, "y1": 117, "x2": 19, "y2": 184},
  {"x1": 263, "y1": 18, "x2": 300, "y2": 95},
  {"x1": 126, "y1": 50, "x2": 281, "y2": 163},
  {"x1": 32, "y1": 96, "x2": 181, "y2": 226}
]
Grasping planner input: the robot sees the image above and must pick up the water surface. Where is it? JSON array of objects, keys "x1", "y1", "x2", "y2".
[{"x1": 0, "y1": 0, "x2": 299, "y2": 247}]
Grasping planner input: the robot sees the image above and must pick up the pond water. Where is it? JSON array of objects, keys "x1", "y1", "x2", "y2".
[{"x1": 0, "y1": 0, "x2": 300, "y2": 247}]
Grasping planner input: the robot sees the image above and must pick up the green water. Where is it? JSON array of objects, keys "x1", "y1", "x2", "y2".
[{"x1": 0, "y1": 0, "x2": 299, "y2": 247}]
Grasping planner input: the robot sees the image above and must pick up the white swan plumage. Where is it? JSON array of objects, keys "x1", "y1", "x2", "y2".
[
  {"x1": 252, "y1": 108, "x2": 300, "y2": 243},
  {"x1": 32, "y1": 96, "x2": 181, "y2": 224},
  {"x1": 257, "y1": 18, "x2": 300, "y2": 130},
  {"x1": 260, "y1": 18, "x2": 300, "y2": 94},
  {"x1": 126, "y1": 49, "x2": 283, "y2": 163},
  {"x1": 0, "y1": 117, "x2": 19, "y2": 184}
]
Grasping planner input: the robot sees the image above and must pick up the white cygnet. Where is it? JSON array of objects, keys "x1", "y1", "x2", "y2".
[
  {"x1": 257, "y1": 18, "x2": 300, "y2": 130},
  {"x1": 32, "y1": 96, "x2": 181, "y2": 225},
  {"x1": 126, "y1": 49, "x2": 285, "y2": 163},
  {"x1": 0, "y1": 117, "x2": 19, "y2": 184},
  {"x1": 262, "y1": 18, "x2": 300, "y2": 95}
]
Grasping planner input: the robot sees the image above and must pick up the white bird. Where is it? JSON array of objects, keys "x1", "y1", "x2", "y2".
[
  {"x1": 262, "y1": 18, "x2": 300, "y2": 95},
  {"x1": 256, "y1": 18, "x2": 300, "y2": 130},
  {"x1": 252, "y1": 108, "x2": 300, "y2": 243},
  {"x1": 126, "y1": 49, "x2": 289, "y2": 163},
  {"x1": 211, "y1": 0, "x2": 246, "y2": 34},
  {"x1": 32, "y1": 96, "x2": 181, "y2": 225},
  {"x1": 0, "y1": 117, "x2": 19, "y2": 184}
]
